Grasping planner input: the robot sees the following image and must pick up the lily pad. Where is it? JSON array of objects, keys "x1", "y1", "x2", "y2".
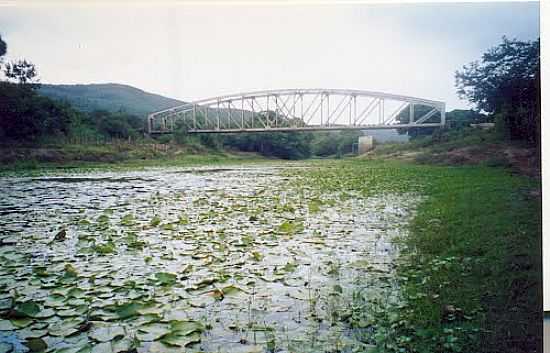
[
  {"x1": 48, "y1": 317, "x2": 84, "y2": 337},
  {"x1": 89, "y1": 324, "x2": 125, "y2": 342},
  {"x1": 136, "y1": 322, "x2": 171, "y2": 341},
  {"x1": 154, "y1": 272, "x2": 177, "y2": 287},
  {"x1": 24, "y1": 338, "x2": 47, "y2": 352},
  {"x1": 10, "y1": 317, "x2": 33, "y2": 329},
  {"x1": 160, "y1": 332, "x2": 201, "y2": 347},
  {"x1": 15, "y1": 300, "x2": 40, "y2": 318}
]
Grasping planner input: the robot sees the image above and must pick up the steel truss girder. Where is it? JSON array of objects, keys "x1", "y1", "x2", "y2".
[{"x1": 148, "y1": 88, "x2": 445, "y2": 134}]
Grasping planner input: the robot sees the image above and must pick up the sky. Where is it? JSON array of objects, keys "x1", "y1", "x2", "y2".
[{"x1": 0, "y1": 2, "x2": 540, "y2": 111}]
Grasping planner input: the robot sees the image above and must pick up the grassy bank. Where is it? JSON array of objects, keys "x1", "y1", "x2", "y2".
[
  {"x1": 298, "y1": 159, "x2": 541, "y2": 353},
  {"x1": 0, "y1": 143, "x2": 270, "y2": 175},
  {"x1": 368, "y1": 128, "x2": 539, "y2": 177}
]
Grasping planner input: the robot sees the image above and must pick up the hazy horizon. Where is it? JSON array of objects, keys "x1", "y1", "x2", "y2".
[{"x1": 0, "y1": 2, "x2": 540, "y2": 110}]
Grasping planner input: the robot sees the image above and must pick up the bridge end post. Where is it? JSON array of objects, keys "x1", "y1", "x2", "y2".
[
  {"x1": 147, "y1": 114, "x2": 153, "y2": 135},
  {"x1": 440, "y1": 103, "x2": 446, "y2": 127}
]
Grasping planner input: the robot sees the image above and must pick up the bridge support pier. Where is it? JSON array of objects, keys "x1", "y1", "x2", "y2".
[{"x1": 358, "y1": 135, "x2": 374, "y2": 154}]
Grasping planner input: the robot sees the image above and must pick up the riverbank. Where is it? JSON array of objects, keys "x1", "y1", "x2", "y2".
[
  {"x1": 0, "y1": 143, "x2": 270, "y2": 174},
  {"x1": 298, "y1": 159, "x2": 541, "y2": 353},
  {"x1": 365, "y1": 129, "x2": 540, "y2": 178}
]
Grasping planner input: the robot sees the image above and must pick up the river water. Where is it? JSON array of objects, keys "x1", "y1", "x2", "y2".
[{"x1": 0, "y1": 164, "x2": 418, "y2": 353}]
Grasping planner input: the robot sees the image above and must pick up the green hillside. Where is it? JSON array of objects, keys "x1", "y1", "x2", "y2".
[{"x1": 38, "y1": 83, "x2": 185, "y2": 117}]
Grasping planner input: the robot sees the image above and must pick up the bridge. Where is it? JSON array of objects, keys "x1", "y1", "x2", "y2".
[{"x1": 147, "y1": 89, "x2": 445, "y2": 134}]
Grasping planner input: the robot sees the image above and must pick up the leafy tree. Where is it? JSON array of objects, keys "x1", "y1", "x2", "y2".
[
  {"x1": 0, "y1": 34, "x2": 6, "y2": 59},
  {"x1": 4, "y1": 59, "x2": 39, "y2": 87},
  {"x1": 455, "y1": 36, "x2": 540, "y2": 143},
  {"x1": 87, "y1": 110, "x2": 142, "y2": 139},
  {"x1": 0, "y1": 82, "x2": 73, "y2": 141},
  {"x1": 445, "y1": 109, "x2": 488, "y2": 129}
]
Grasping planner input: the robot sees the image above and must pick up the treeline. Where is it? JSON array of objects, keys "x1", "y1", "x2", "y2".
[
  {"x1": 173, "y1": 125, "x2": 362, "y2": 160},
  {"x1": 0, "y1": 82, "x2": 146, "y2": 144}
]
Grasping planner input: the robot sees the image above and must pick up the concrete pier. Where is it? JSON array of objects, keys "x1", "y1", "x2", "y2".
[{"x1": 358, "y1": 135, "x2": 374, "y2": 154}]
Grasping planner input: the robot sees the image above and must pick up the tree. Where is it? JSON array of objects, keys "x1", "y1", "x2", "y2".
[
  {"x1": 0, "y1": 34, "x2": 6, "y2": 59},
  {"x1": 0, "y1": 82, "x2": 74, "y2": 141},
  {"x1": 455, "y1": 36, "x2": 540, "y2": 143},
  {"x1": 4, "y1": 59, "x2": 40, "y2": 87}
]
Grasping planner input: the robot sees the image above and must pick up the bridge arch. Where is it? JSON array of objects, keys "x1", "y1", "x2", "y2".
[{"x1": 147, "y1": 88, "x2": 445, "y2": 134}]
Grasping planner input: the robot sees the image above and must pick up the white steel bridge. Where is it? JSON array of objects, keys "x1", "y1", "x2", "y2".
[{"x1": 147, "y1": 89, "x2": 445, "y2": 134}]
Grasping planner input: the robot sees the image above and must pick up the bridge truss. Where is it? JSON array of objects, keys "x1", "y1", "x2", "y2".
[{"x1": 147, "y1": 89, "x2": 445, "y2": 134}]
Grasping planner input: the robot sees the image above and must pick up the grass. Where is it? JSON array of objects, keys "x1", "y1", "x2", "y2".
[
  {"x1": 298, "y1": 159, "x2": 541, "y2": 353},
  {"x1": 0, "y1": 144, "x2": 271, "y2": 176}
]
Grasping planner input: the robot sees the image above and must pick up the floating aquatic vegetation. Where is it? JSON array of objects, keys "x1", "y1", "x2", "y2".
[{"x1": 0, "y1": 164, "x2": 419, "y2": 353}]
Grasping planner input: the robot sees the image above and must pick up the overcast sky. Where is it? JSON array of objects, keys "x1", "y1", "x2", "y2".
[{"x1": 0, "y1": 1, "x2": 540, "y2": 110}]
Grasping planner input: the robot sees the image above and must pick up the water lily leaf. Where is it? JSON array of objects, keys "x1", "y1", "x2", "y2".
[
  {"x1": 170, "y1": 321, "x2": 204, "y2": 336},
  {"x1": 111, "y1": 338, "x2": 135, "y2": 353},
  {"x1": 114, "y1": 302, "x2": 143, "y2": 319},
  {"x1": 24, "y1": 338, "x2": 47, "y2": 352},
  {"x1": 64, "y1": 264, "x2": 78, "y2": 278},
  {"x1": 226, "y1": 284, "x2": 249, "y2": 294},
  {"x1": 120, "y1": 214, "x2": 135, "y2": 226},
  {"x1": 160, "y1": 332, "x2": 201, "y2": 347},
  {"x1": 15, "y1": 300, "x2": 40, "y2": 318},
  {"x1": 178, "y1": 215, "x2": 189, "y2": 225},
  {"x1": 33, "y1": 266, "x2": 49, "y2": 277},
  {"x1": 282, "y1": 261, "x2": 297, "y2": 273},
  {"x1": 93, "y1": 242, "x2": 116, "y2": 255},
  {"x1": 89, "y1": 324, "x2": 125, "y2": 342},
  {"x1": 308, "y1": 200, "x2": 322, "y2": 213},
  {"x1": 67, "y1": 287, "x2": 87, "y2": 299},
  {"x1": 48, "y1": 317, "x2": 84, "y2": 337},
  {"x1": 136, "y1": 323, "x2": 171, "y2": 341},
  {"x1": 162, "y1": 223, "x2": 175, "y2": 231},
  {"x1": 34, "y1": 308, "x2": 56, "y2": 319},
  {"x1": 277, "y1": 221, "x2": 303, "y2": 235},
  {"x1": 194, "y1": 277, "x2": 217, "y2": 289},
  {"x1": 10, "y1": 317, "x2": 33, "y2": 328},
  {"x1": 58, "y1": 305, "x2": 87, "y2": 318},
  {"x1": 150, "y1": 216, "x2": 161, "y2": 227},
  {"x1": 44, "y1": 294, "x2": 65, "y2": 308},
  {"x1": 154, "y1": 272, "x2": 177, "y2": 287},
  {"x1": 250, "y1": 251, "x2": 263, "y2": 261},
  {"x1": 180, "y1": 264, "x2": 193, "y2": 275}
]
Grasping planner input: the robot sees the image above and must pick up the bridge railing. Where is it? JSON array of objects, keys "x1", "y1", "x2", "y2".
[{"x1": 147, "y1": 89, "x2": 445, "y2": 134}]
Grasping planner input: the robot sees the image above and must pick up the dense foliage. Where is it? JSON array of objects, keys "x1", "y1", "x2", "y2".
[
  {"x1": 0, "y1": 34, "x2": 6, "y2": 59},
  {"x1": 455, "y1": 37, "x2": 540, "y2": 143},
  {"x1": 0, "y1": 82, "x2": 146, "y2": 144},
  {"x1": 0, "y1": 82, "x2": 74, "y2": 141}
]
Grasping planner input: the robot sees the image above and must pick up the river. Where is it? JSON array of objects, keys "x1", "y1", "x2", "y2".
[{"x1": 0, "y1": 164, "x2": 419, "y2": 353}]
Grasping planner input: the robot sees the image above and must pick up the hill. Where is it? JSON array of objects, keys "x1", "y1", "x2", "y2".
[{"x1": 38, "y1": 83, "x2": 185, "y2": 117}]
